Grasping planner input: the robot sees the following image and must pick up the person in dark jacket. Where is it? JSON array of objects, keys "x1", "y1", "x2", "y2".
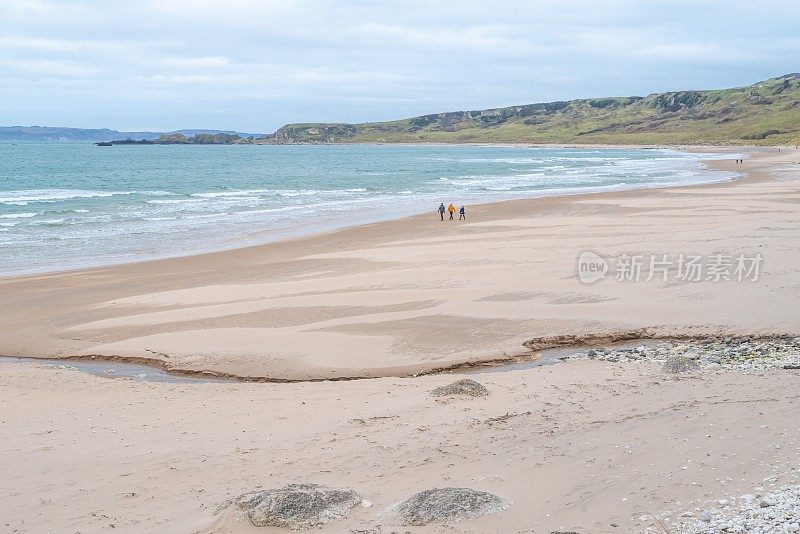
[{"x1": 438, "y1": 203, "x2": 446, "y2": 221}]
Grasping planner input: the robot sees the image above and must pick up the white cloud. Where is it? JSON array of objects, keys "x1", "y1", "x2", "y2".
[
  {"x1": 0, "y1": 58, "x2": 103, "y2": 78},
  {"x1": 641, "y1": 42, "x2": 762, "y2": 63},
  {"x1": 158, "y1": 56, "x2": 232, "y2": 69},
  {"x1": 1, "y1": 0, "x2": 798, "y2": 130},
  {"x1": 353, "y1": 23, "x2": 544, "y2": 53}
]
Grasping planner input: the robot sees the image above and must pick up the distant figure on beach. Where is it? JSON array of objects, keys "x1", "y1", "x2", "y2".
[
  {"x1": 438, "y1": 203, "x2": 446, "y2": 221},
  {"x1": 447, "y1": 203, "x2": 456, "y2": 220},
  {"x1": 459, "y1": 205, "x2": 466, "y2": 220}
]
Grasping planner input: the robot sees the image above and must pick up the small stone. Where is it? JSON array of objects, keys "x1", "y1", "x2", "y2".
[{"x1": 758, "y1": 496, "x2": 776, "y2": 507}]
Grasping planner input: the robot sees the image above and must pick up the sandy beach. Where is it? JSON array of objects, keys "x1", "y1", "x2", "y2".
[
  {"x1": 2, "y1": 146, "x2": 800, "y2": 533},
  {"x1": 0, "y1": 147, "x2": 798, "y2": 379}
]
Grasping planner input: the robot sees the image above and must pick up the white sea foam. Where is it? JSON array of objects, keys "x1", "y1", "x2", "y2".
[
  {"x1": 191, "y1": 189, "x2": 273, "y2": 198},
  {"x1": 0, "y1": 189, "x2": 174, "y2": 205},
  {"x1": 145, "y1": 198, "x2": 207, "y2": 205},
  {"x1": 183, "y1": 212, "x2": 229, "y2": 220},
  {"x1": 0, "y1": 212, "x2": 37, "y2": 219},
  {"x1": 240, "y1": 206, "x2": 298, "y2": 215},
  {"x1": 190, "y1": 188, "x2": 369, "y2": 199}
]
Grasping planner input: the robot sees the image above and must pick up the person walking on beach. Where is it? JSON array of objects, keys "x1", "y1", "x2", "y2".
[
  {"x1": 447, "y1": 203, "x2": 456, "y2": 220},
  {"x1": 438, "y1": 203, "x2": 446, "y2": 221},
  {"x1": 459, "y1": 205, "x2": 466, "y2": 220}
]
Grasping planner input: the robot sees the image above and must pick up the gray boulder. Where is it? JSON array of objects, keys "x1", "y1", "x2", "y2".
[
  {"x1": 662, "y1": 355, "x2": 700, "y2": 374},
  {"x1": 236, "y1": 483, "x2": 361, "y2": 530},
  {"x1": 430, "y1": 379, "x2": 489, "y2": 397},
  {"x1": 389, "y1": 487, "x2": 509, "y2": 525}
]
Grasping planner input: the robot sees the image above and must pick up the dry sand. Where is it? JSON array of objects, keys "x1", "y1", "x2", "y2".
[
  {"x1": 1, "y1": 146, "x2": 799, "y2": 533},
  {"x1": 3, "y1": 354, "x2": 800, "y2": 533}
]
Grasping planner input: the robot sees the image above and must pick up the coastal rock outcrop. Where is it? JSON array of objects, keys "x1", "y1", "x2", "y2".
[
  {"x1": 430, "y1": 378, "x2": 489, "y2": 397},
  {"x1": 235, "y1": 483, "x2": 361, "y2": 530},
  {"x1": 386, "y1": 487, "x2": 510, "y2": 525}
]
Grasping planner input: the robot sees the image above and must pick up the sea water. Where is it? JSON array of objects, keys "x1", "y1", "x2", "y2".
[{"x1": 0, "y1": 143, "x2": 738, "y2": 275}]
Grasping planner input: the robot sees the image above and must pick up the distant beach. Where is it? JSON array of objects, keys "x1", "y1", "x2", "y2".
[{"x1": 0, "y1": 143, "x2": 739, "y2": 275}]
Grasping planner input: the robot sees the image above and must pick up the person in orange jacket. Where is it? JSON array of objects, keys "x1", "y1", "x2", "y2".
[{"x1": 447, "y1": 203, "x2": 456, "y2": 220}]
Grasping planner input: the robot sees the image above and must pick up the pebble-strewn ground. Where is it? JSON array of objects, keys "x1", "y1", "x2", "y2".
[
  {"x1": 675, "y1": 483, "x2": 800, "y2": 534},
  {"x1": 564, "y1": 336, "x2": 800, "y2": 373},
  {"x1": 568, "y1": 336, "x2": 800, "y2": 534}
]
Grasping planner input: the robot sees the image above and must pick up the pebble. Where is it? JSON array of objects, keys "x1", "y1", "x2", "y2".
[{"x1": 759, "y1": 496, "x2": 777, "y2": 508}]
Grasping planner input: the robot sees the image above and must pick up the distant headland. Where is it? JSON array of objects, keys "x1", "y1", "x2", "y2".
[
  {"x1": 0, "y1": 127, "x2": 264, "y2": 143},
  {"x1": 6, "y1": 73, "x2": 800, "y2": 147},
  {"x1": 97, "y1": 132, "x2": 258, "y2": 145}
]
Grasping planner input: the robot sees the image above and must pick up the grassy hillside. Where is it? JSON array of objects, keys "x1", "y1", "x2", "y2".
[{"x1": 270, "y1": 74, "x2": 800, "y2": 145}]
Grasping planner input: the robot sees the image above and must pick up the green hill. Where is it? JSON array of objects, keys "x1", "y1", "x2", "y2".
[{"x1": 270, "y1": 74, "x2": 800, "y2": 145}]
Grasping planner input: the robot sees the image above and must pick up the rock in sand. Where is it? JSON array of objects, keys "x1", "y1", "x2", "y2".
[
  {"x1": 235, "y1": 483, "x2": 361, "y2": 530},
  {"x1": 388, "y1": 487, "x2": 509, "y2": 525},
  {"x1": 430, "y1": 379, "x2": 489, "y2": 397}
]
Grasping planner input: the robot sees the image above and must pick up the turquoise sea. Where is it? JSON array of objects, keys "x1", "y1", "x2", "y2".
[{"x1": 0, "y1": 143, "x2": 738, "y2": 275}]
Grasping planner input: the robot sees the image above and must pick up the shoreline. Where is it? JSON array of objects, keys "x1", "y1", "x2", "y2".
[
  {"x1": 0, "y1": 144, "x2": 746, "y2": 280},
  {"x1": 0, "y1": 145, "x2": 797, "y2": 381}
]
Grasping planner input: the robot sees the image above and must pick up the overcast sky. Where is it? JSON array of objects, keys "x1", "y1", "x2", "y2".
[{"x1": 2, "y1": 0, "x2": 799, "y2": 132}]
